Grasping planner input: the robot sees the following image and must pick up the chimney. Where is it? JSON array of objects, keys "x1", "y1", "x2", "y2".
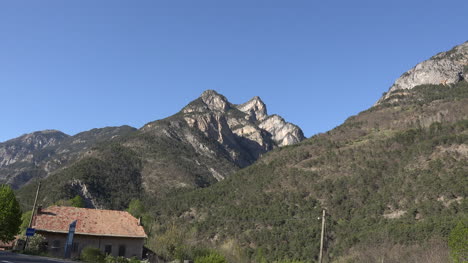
[
  {"x1": 37, "y1": 205, "x2": 42, "y2": 214},
  {"x1": 138, "y1": 217, "x2": 142, "y2": 226}
]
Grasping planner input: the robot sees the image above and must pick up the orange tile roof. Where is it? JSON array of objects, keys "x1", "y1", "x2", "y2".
[{"x1": 32, "y1": 206, "x2": 147, "y2": 238}]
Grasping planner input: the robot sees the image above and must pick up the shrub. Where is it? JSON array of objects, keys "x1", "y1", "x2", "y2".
[
  {"x1": 70, "y1": 195, "x2": 85, "y2": 208},
  {"x1": 81, "y1": 247, "x2": 105, "y2": 263},
  {"x1": 449, "y1": 221, "x2": 468, "y2": 263},
  {"x1": 25, "y1": 234, "x2": 46, "y2": 254},
  {"x1": 128, "y1": 257, "x2": 141, "y2": 263},
  {"x1": 273, "y1": 261, "x2": 306, "y2": 263},
  {"x1": 104, "y1": 254, "x2": 141, "y2": 263},
  {"x1": 195, "y1": 251, "x2": 227, "y2": 263}
]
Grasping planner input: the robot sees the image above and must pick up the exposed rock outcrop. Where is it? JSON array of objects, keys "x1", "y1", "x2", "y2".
[
  {"x1": 138, "y1": 90, "x2": 305, "y2": 186},
  {"x1": 0, "y1": 130, "x2": 69, "y2": 167},
  {"x1": 259, "y1": 115, "x2": 305, "y2": 146},
  {"x1": 182, "y1": 90, "x2": 304, "y2": 162},
  {"x1": 237, "y1": 96, "x2": 268, "y2": 122},
  {"x1": 377, "y1": 41, "x2": 468, "y2": 104}
]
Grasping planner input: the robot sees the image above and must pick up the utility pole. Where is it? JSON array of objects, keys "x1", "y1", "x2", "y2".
[
  {"x1": 24, "y1": 181, "x2": 41, "y2": 250},
  {"x1": 319, "y1": 209, "x2": 326, "y2": 263}
]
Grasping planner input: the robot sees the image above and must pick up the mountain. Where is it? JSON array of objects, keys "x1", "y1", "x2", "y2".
[
  {"x1": 14, "y1": 91, "x2": 304, "y2": 209},
  {"x1": 0, "y1": 126, "x2": 136, "y2": 188},
  {"x1": 377, "y1": 41, "x2": 467, "y2": 104},
  {"x1": 139, "y1": 42, "x2": 468, "y2": 262}
]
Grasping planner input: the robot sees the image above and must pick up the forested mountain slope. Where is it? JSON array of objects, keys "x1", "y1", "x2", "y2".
[
  {"x1": 0, "y1": 126, "x2": 136, "y2": 188},
  {"x1": 141, "y1": 43, "x2": 468, "y2": 262}
]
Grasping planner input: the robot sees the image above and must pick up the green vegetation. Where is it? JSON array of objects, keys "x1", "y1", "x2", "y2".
[
  {"x1": 377, "y1": 80, "x2": 468, "y2": 108},
  {"x1": 70, "y1": 195, "x2": 85, "y2": 207},
  {"x1": 80, "y1": 247, "x2": 141, "y2": 263},
  {"x1": 17, "y1": 143, "x2": 143, "y2": 210},
  {"x1": 127, "y1": 199, "x2": 145, "y2": 218},
  {"x1": 12, "y1": 80, "x2": 468, "y2": 261},
  {"x1": 54, "y1": 195, "x2": 86, "y2": 207},
  {"x1": 448, "y1": 221, "x2": 468, "y2": 263},
  {"x1": 81, "y1": 247, "x2": 105, "y2": 263},
  {"x1": 0, "y1": 184, "x2": 22, "y2": 242},
  {"x1": 195, "y1": 251, "x2": 228, "y2": 263},
  {"x1": 20, "y1": 210, "x2": 32, "y2": 234},
  {"x1": 24, "y1": 234, "x2": 47, "y2": 254},
  {"x1": 144, "y1": 83, "x2": 468, "y2": 262},
  {"x1": 104, "y1": 255, "x2": 141, "y2": 263}
]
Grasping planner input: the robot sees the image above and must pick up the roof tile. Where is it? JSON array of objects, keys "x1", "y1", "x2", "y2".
[{"x1": 32, "y1": 206, "x2": 146, "y2": 238}]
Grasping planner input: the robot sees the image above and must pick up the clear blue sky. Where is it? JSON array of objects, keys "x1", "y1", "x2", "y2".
[{"x1": 1, "y1": 0, "x2": 467, "y2": 142}]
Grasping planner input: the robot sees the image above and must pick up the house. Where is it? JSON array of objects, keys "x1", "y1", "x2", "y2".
[{"x1": 32, "y1": 206, "x2": 147, "y2": 259}]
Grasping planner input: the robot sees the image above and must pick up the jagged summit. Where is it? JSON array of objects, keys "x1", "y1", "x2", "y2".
[
  {"x1": 200, "y1": 89, "x2": 230, "y2": 111},
  {"x1": 377, "y1": 41, "x2": 468, "y2": 104},
  {"x1": 191, "y1": 90, "x2": 304, "y2": 147},
  {"x1": 236, "y1": 96, "x2": 268, "y2": 122},
  {"x1": 180, "y1": 90, "x2": 304, "y2": 147}
]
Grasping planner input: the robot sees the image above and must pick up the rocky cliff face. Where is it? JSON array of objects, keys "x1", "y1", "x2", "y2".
[
  {"x1": 377, "y1": 41, "x2": 468, "y2": 104},
  {"x1": 137, "y1": 90, "x2": 305, "y2": 190},
  {"x1": 237, "y1": 96, "x2": 268, "y2": 122},
  {"x1": 179, "y1": 90, "x2": 304, "y2": 164}
]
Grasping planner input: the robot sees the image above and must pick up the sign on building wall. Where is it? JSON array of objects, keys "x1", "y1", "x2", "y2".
[
  {"x1": 64, "y1": 220, "x2": 77, "y2": 259},
  {"x1": 25, "y1": 228, "x2": 35, "y2": 237}
]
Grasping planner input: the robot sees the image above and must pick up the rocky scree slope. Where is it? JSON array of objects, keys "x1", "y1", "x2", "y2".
[
  {"x1": 143, "y1": 42, "x2": 468, "y2": 262},
  {"x1": 15, "y1": 90, "x2": 304, "y2": 209}
]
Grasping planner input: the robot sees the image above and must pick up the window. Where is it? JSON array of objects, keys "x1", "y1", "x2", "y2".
[
  {"x1": 52, "y1": 240, "x2": 60, "y2": 248},
  {"x1": 52, "y1": 240, "x2": 61, "y2": 252},
  {"x1": 118, "y1": 245, "x2": 126, "y2": 257},
  {"x1": 104, "y1": 245, "x2": 112, "y2": 255}
]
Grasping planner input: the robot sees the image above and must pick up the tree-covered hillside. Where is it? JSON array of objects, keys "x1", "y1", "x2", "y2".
[{"x1": 141, "y1": 81, "x2": 468, "y2": 262}]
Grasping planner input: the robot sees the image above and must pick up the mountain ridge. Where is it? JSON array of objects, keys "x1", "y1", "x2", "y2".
[
  {"x1": 376, "y1": 41, "x2": 468, "y2": 105},
  {"x1": 13, "y1": 90, "x2": 304, "y2": 209}
]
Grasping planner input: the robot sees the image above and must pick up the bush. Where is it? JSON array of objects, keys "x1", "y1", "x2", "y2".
[
  {"x1": 70, "y1": 195, "x2": 85, "y2": 208},
  {"x1": 449, "y1": 221, "x2": 468, "y2": 263},
  {"x1": 81, "y1": 247, "x2": 105, "y2": 263},
  {"x1": 25, "y1": 234, "x2": 46, "y2": 254},
  {"x1": 128, "y1": 257, "x2": 141, "y2": 263},
  {"x1": 104, "y1": 254, "x2": 141, "y2": 263},
  {"x1": 195, "y1": 251, "x2": 227, "y2": 263},
  {"x1": 273, "y1": 261, "x2": 306, "y2": 263}
]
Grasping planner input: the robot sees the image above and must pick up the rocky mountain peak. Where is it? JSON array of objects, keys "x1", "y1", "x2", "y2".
[
  {"x1": 377, "y1": 41, "x2": 468, "y2": 104},
  {"x1": 11, "y1": 130, "x2": 69, "y2": 149},
  {"x1": 259, "y1": 115, "x2": 305, "y2": 146},
  {"x1": 0, "y1": 130, "x2": 69, "y2": 168},
  {"x1": 177, "y1": 90, "x2": 305, "y2": 169},
  {"x1": 236, "y1": 96, "x2": 268, "y2": 122},
  {"x1": 200, "y1": 89, "x2": 230, "y2": 112}
]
